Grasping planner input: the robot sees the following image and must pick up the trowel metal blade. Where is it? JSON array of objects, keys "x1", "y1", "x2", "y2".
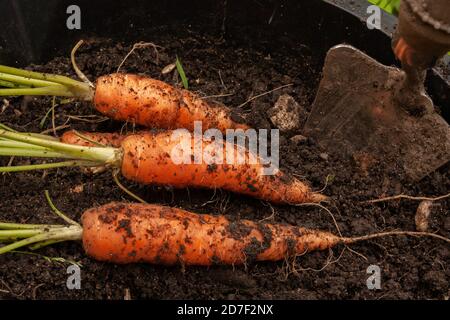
[{"x1": 304, "y1": 44, "x2": 450, "y2": 181}]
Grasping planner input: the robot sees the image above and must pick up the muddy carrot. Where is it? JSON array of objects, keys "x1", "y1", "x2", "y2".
[
  {"x1": 0, "y1": 65, "x2": 248, "y2": 132},
  {"x1": 1, "y1": 202, "x2": 448, "y2": 266},
  {"x1": 0, "y1": 128, "x2": 326, "y2": 204},
  {"x1": 94, "y1": 74, "x2": 248, "y2": 132}
]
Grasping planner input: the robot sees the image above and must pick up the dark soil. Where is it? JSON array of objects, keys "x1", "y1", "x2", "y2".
[{"x1": 0, "y1": 26, "x2": 449, "y2": 300}]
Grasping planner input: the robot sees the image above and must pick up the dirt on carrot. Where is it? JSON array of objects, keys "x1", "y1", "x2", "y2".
[
  {"x1": 5, "y1": 128, "x2": 325, "y2": 204},
  {"x1": 81, "y1": 202, "x2": 342, "y2": 265},
  {"x1": 94, "y1": 73, "x2": 249, "y2": 132},
  {"x1": 0, "y1": 31, "x2": 448, "y2": 300}
]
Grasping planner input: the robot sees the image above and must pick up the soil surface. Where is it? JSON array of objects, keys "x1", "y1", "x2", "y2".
[{"x1": 0, "y1": 26, "x2": 449, "y2": 300}]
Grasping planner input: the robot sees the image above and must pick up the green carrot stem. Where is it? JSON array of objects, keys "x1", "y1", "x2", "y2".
[
  {"x1": 0, "y1": 65, "x2": 92, "y2": 94},
  {"x1": 0, "y1": 225, "x2": 82, "y2": 254},
  {"x1": 73, "y1": 130, "x2": 107, "y2": 147},
  {"x1": 0, "y1": 134, "x2": 60, "y2": 142},
  {"x1": 0, "y1": 86, "x2": 75, "y2": 97},
  {"x1": 71, "y1": 40, "x2": 94, "y2": 88},
  {"x1": 0, "y1": 130, "x2": 120, "y2": 164},
  {"x1": 0, "y1": 79, "x2": 25, "y2": 88},
  {"x1": 0, "y1": 72, "x2": 65, "y2": 88},
  {"x1": 0, "y1": 147, "x2": 77, "y2": 158},
  {"x1": 112, "y1": 170, "x2": 147, "y2": 204},
  {"x1": 0, "y1": 123, "x2": 59, "y2": 141},
  {"x1": 0, "y1": 160, "x2": 101, "y2": 173},
  {"x1": 0, "y1": 123, "x2": 17, "y2": 132},
  {"x1": 0, "y1": 222, "x2": 64, "y2": 230},
  {"x1": 44, "y1": 190, "x2": 80, "y2": 226},
  {"x1": 0, "y1": 140, "x2": 57, "y2": 150},
  {"x1": 29, "y1": 133, "x2": 60, "y2": 141},
  {"x1": 40, "y1": 100, "x2": 59, "y2": 128},
  {"x1": 0, "y1": 133, "x2": 59, "y2": 144},
  {"x1": 0, "y1": 229, "x2": 43, "y2": 241},
  {"x1": 28, "y1": 239, "x2": 67, "y2": 250}
]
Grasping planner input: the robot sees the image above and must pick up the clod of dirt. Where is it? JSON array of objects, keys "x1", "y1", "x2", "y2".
[
  {"x1": 70, "y1": 184, "x2": 85, "y2": 194},
  {"x1": 319, "y1": 153, "x2": 329, "y2": 161},
  {"x1": 415, "y1": 200, "x2": 433, "y2": 232},
  {"x1": 267, "y1": 94, "x2": 305, "y2": 134},
  {"x1": 161, "y1": 63, "x2": 176, "y2": 74},
  {"x1": 289, "y1": 134, "x2": 308, "y2": 144}
]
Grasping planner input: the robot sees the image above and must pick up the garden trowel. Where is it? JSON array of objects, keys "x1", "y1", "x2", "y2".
[{"x1": 303, "y1": 44, "x2": 450, "y2": 181}]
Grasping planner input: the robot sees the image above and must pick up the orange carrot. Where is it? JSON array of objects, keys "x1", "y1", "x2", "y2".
[
  {"x1": 81, "y1": 202, "x2": 341, "y2": 265},
  {"x1": 0, "y1": 66, "x2": 249, "y2": 132},
  {"x1": 57, "y1": 130, "x2": 326, "y2": 204},
  {"x1": 60, "y1": 130, "x2": 127, "y2": 147},
  {"x1": 119, "y1": 132, "x2": 326, "y2": 204},
  {"x1": 2, "y1": 202, "x2": 447, "y2": 266},
  {"x1": 1, "y1": 129, "x2": 325, "y2": 204},
  {"x1": 94, "y1": 74, "x2": 248, "y2": 132}
]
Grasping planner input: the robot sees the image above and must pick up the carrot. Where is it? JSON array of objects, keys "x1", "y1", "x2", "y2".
[
  {"x1": 0, "y1": 129, "x2": 326, "y2": 204},
  {"x1": 1, "y1": 202, "x2": 448, "y2": 266},
  {"x1": 60, "y1": 130, "x2": 126, "y2": 147},
  {"x1": 0, "y1": 66, "x2": 248, "y2": 132},
  {"x1": 82, "y1": 203, "x2": 339, "y2": 265},
  {"x1": 94, "y1": 74, "x2": 248, "y2": 132}
]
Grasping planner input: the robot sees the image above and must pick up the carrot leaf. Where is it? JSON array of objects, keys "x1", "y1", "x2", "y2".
[{"x1": 175, "y1": 56, "x2": 189, "y2": 90}]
